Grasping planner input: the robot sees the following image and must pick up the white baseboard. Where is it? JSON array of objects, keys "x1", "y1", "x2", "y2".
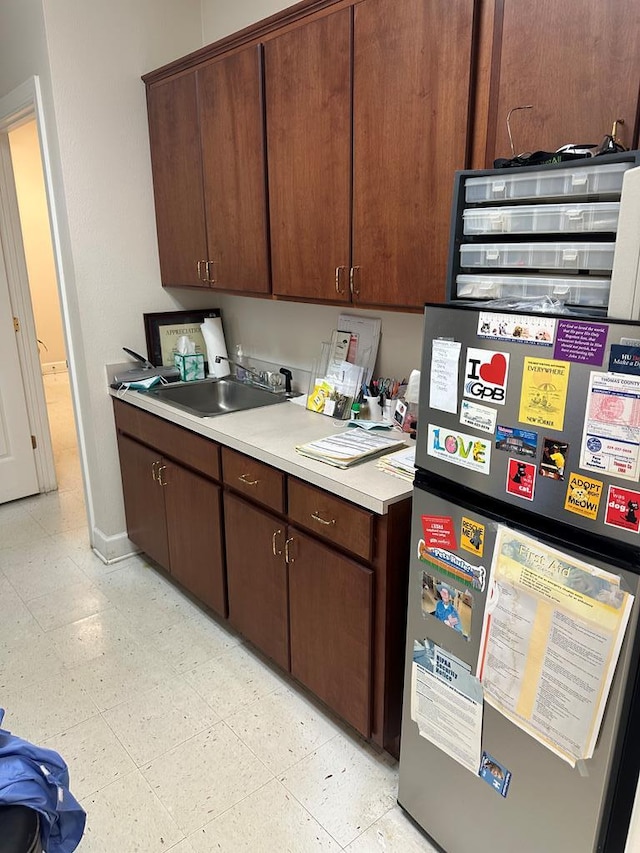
[
  {"x1": 41, "y1": 361, "x2": 68, "y2": 375},
  {"x1": 91, "y1": 525, "x2": 139, "y2": 564}
]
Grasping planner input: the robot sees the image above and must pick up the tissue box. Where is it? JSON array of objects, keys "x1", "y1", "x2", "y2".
[{"x1": 174, "y1": 353, "x2": 205, "y2": 382}]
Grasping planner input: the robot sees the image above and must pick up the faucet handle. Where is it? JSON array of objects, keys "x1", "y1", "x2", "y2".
[{"x1": 279, "y1": 368, "x2": 293, "y2": 394}]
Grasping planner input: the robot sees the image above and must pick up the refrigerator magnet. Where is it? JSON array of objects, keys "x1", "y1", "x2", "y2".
[
  {"x1": 604, "y1": 485, "x2": 640, "y2": 533},
  {"x1": 421, "y1": 515, "x2": 457, "y2": 549},
  {"x1": 564, "y1": 473, "x2": 604, "y2": 520},
  {"x1": 421, "y1": 572, "x2": 472, "y2": 640},
  {"x1": 539, "y1": 438, "x2": 569, "y2": 480},
  {"x1": 479, "y1": 752, "x2": 512, "y2": 798},
  {"x1": 461, "y1": 517, "x2": 485, "y2": 558},
  {"x1": 464, "y1": 348, "x2": 510, "y2": 405},
  {"x1": 506, "y1": 458, "x2": 536, "y2": 501}
]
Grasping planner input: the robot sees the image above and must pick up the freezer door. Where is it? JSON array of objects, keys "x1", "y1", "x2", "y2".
[
  {"x1": 398, "y1": 486, "x2": 640, "y2": 853},
  {"x1": 417, "y1": 303, "x2": 640, "y2": 550}
]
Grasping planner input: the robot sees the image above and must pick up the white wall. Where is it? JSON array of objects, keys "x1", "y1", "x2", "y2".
[{"x1": 202, "y1": 0, "x2": 292, "y2": 41}]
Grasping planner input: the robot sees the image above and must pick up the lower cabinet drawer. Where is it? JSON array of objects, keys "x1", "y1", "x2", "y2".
[
  {"x1": 287, "y1": 477, "x2": 374, "y2": 562},
  {"x1": 222, "y1": 447, "x2": 285, "y2": 513},
  {"x1": 113, "y1": 400, "x2": 220, "y2": 480}
]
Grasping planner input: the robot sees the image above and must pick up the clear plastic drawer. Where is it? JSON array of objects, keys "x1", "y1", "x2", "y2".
[
  {"x1": 459, "y1": 242, "x2": 616, "y2": 271},
  {"x1": 462, "y1": 202, "x2": 620, "y2": 235},
  {"x1": 456, "y1": 274, "x2": 611, "y2": 306},
  {"x1": 464, "y1": 162, "x2": 632, "y2": 203}
]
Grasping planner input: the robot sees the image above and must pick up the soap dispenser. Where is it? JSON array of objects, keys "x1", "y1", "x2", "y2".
[{"x1": 235, "y1": 344, "x2": 247, "y2": 381}]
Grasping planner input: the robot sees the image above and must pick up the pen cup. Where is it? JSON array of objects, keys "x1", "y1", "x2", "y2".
[
  {"x1": 364, "y1": 395, "x2": 383, "y2": 422},
  {"x1": 382, "y1": 399, "x2": 395, "y2": 422}
]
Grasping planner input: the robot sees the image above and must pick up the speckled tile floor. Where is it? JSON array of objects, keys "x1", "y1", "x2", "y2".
[{"x1": 0, "y1": 372, "x2": 436, "y2": 852}]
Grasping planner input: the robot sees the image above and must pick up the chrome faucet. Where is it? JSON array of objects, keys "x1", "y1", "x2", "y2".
[{"x1": 213, "y1": 355, "x2": 269, "y2": 387}]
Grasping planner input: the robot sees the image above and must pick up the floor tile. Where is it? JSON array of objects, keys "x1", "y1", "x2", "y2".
[
  {"x1": 26, "y1": 488, "x2": 88, "y2": 534},
  {"x1": 0, "y1": 631, "x2": 65, "y2": 691},
  {"x1": 142, "y1": 610, "x2": 242, "y2": 674},
  {"x1": 183, "y1": 643, "x2": 285, "y2": 718},
  {"x1": 167, "y1": 841, "x2": 196, "y2": 853},
  {"x1": 226, "y1": 685, "x2": 341, "y2": 774},
  {"x1": 0, "y1": 534, "x2": 78, "y2": 572},
  {"x1": 80, "y1": 770, "x2": 183, "y2": 853},
  {"x1": 2, "y1": 673, "x2": 98, "y2": 742},
  {"x1": 3, "y1": 553, "x2": 88, "y2": 601},
  {"x1": 142, "y1": 723, "x2": 273, "y2": 834},
  {"x1": 103, "y1": 680, "x2": 219, "y2": 766},
  {"x1": 279, "y1": 735, "x2": 398, "y2": 848},
  {"x1": 26, "y1": 579, "x2": 112, "y2": 631},
  {"x1": 43, "y1": 715, "x2": 136, "y2": 800},
  {"x1": 69, "y1": 643, "x2": 179, "y2": 711},
  {"x1": 0, "y1": 511, "x2": 49, "y2": 549},
  {"x1": 189, "y1": 778, "x2": 340, "y2": 852},
  {"x1": 345, "y1": 805, "x2": 437, "y2": 852},
  {"x1": 0, "y1": 578, "x2": 42, "y2": 646},
  {"x1": 47, "y1": 608, "x2": 140, "y2": 667}
]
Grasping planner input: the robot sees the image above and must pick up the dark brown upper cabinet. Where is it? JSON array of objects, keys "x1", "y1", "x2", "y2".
[
  {"x1": 265, "y1": 9, "x2": 352, "y2": 303},
  {"x1": 146, "y1": 46, "x2": 270, "y2": 292},
  {"x1": 476, "y1": 0, "x2": 640, "y2": 168},
  {"x1": 147, "y1": 72, "x2": 207, "y2": 287},
  {"x1": 265, "y1": 0, "x2": 476, "y2": 308}
]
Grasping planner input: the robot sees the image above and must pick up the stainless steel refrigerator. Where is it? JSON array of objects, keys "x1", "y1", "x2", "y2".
[{"x1": 398, "y1": 303, "x2": 640, "y2": 853}]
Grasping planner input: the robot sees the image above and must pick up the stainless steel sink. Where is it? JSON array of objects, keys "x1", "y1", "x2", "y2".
[{"x1": 145, "y1": 377, "x2": 294, "y2": 417}]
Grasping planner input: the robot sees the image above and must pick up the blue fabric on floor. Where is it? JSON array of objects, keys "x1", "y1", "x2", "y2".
[{"x1": 0, "y1": 710, "x2": 85, "y2": 853}]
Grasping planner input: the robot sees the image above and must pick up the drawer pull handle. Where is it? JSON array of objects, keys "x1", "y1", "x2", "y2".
[
  {"x1": 157, "y1": 465, "x2": 167, "y2": 486},
  {"x1": 311, "y1": 511, "x2": 336, "y2": 526},
  {"x1": 151, "y1": 460, "x2": 160, "y2": 481},
  {"x1": 285, "y1": 537, "x2": 294, "y2": 564},
  {"x1": 272, "y1": 529, "x2": 283, "y2": 557},
  {"x1": 238, "y1": 474, "x2": 259, "y2": 486}
]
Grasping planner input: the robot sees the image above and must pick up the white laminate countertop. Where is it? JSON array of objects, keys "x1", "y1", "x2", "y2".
[{"x1": 109, "y1": 388, "x2": 413, "y2": 514}]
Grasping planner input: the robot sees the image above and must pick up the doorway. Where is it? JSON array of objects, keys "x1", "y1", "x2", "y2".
[{"x1": 7, "y1": 119, "x2": 81, "y2": 495}]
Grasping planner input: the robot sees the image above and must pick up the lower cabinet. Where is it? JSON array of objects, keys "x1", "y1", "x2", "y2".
[
  {"x1": 114, "y1": 400, "x2": 226, "y2": 618},
  {"x1": 224, "y1": 491, "x2": 290, "y2": 671},
  {"x1": 288, "y1": 528, "x2": 373, "y2": 737},
  {"x1": 116, "y1": 433, "x2": 169, "y2": 569},
  {"x1": 114, "y1": 400, "x2": 410, "y2": 753}
]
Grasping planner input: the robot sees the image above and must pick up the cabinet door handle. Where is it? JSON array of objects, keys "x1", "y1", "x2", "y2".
[
  {"x1": 335, "y1": 265, "x2": 346, "y2": 295},
  {"x1": 272, "y1": 529, "x2": 283, "y2": 556},
  {"x1": 311, "y1": 511, "x2": 336, "y2": 526},
  {"x1": 238, "y1": 473, "x2": 259, "y2": 486},
  {"x1": 157, "y1": 465, "x2": 168, "y2": 486},
  {"x1": 284, "y1": 537, "x2": 295, "y2": 564},
  {"x1": 349, "y1": 266, "x2": 361, "y2": 297},
  {"x1": 151, "y1": 460, "x2": 161, "y2": 481},
  {"x1": 206, "y1": 260, "x2": 216, "y2": 283}
]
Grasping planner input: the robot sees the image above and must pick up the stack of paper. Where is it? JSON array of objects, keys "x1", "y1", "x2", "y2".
[
  {"x1": 295, "y1": 430, "x2": 406, "y2": 469},
  {"x1": 376, "y1": 445, "x2": 416, "y2": 482}
]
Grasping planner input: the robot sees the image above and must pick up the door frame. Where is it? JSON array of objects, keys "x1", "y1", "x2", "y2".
[{"x1": 0, "y1": 77, "x2": 82, "y2": 497}]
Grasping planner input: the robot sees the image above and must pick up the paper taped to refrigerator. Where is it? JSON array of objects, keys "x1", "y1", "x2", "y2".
[
  {"x1": 430, "y1": 339, "x2": 461, "y2": 413},
  {"x1": 411, "y1": 640, "x2": 483, "y2": 775},
  {"x1": 477, "y1": 526, "x2": 633, "y2": 766},
  {"x1": 579, "y1": 371, "x2": 640, "y2": 481}
]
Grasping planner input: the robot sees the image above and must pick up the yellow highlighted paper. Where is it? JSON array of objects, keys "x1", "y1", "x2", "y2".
[{"x1": 519, "y1": 358, "x2": 570, "y2": 431}]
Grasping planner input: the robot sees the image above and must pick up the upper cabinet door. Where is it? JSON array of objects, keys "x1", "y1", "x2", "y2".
[
  {"x1": 198, "y1": 46, "x2": 270, "y2": 294},
  {"x1": 147, "y1": 73, "x2": 208, "y2": 287},
  {"x1": 352, "y1": 0, "x2": 476, "y2": 308},
  {"x1": 481, "y1": 0, "x2": 640, "y2": 166},
  {"x1": 265, "y1": 9, "x2": 352, "y2": 301}
]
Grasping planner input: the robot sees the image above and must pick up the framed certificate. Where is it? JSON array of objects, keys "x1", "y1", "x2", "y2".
[{"x1": 143, "y1": 309, "x2": 221, "y2": 368}]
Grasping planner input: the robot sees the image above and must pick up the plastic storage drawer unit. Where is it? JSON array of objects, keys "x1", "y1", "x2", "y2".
[
  {"x1": 462, "y1": 202, "x2": 620, "y2": 236},
  {"x1": 456, "y1": 274, "x2": 611, "y2": 306},
  {"x1": 459, "y1": 242, "x2": 616, "y2": 271},
  {"x1": 464, "y1": 162, "x2": 633, "y2": 203}
]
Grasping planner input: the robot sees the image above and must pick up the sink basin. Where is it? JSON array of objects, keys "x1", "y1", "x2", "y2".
[{"x1": 145, "y1": 377, "x2": 293, "y2": 417}]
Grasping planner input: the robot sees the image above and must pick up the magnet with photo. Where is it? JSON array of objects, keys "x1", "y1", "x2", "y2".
[
  {"x1": 539, "y1": 438, "x2": 569, "y2": 480},
  {"x1": 605, "y1": 485, "x2": 640, "y2": 533},
  {"x1": 479, "y1": 752, "x2": 511, "y2": 797},
  {"x1": 421, "y1": 571, "x2": 472, "y2": 640}
]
